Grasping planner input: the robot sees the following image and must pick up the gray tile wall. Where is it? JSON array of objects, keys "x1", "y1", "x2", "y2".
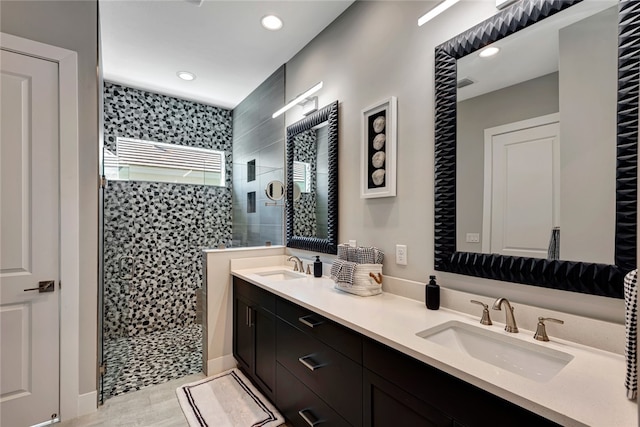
[
  {"x1": 293, "y1": 130, "x2": 318, "y2": 237},
  {"x1": 232, "y1": 66, "x2": 286, "y2": 247},
  {"x1": 103, "y1": 82, "x2": 233, "y2": 339}
]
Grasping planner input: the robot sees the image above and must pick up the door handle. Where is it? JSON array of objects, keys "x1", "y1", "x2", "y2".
[
  {"x1": 119, "y1": 256, "x2": 135, "y2": 280},
  {"x1": 246, "y1": 307, "x2": 254, "y2": 327},
  {"x1": 24, "y1": 280, "x2": 55, "y2": 293}
]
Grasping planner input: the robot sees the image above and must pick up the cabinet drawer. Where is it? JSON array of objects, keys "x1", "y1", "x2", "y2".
[
  {"x1": 277, "y1": 318, "x2": 362, "y2": 427},
  {"x1": 277, "y1": 363, "x2": 351, "y2": 427},
  {"x1": 277, "y1": 297, "x2": 362, "y2": 362},
  {"x1": 233, "y1": 277, "x2": 276, "y2": 313}
]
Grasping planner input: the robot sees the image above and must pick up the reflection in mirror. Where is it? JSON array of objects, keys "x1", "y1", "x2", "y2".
[
  {"x1": 265, "y1": 180, "x2": 285, "y2": 201},
  {"x1": 287, "y1": 101, "x2": 338, "y2": 254},
  {"x1": 293, "y1": 179, "x2": 302, "y2": 201},
  {"x1": 294, "y1": 161, "x2": 311, "y2": 193},
  {"x1": 293, "y1": 125, "x2": 329, "y2": 239},
  {"x1": 434, "y1": 0, "x2": 639, "y2": 298},
  {"x1": 456, "y1": 1, "x2": 617, "y2": 265}
]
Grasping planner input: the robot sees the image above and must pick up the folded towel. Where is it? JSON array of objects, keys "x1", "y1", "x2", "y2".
[
  {"x1": 547, "y1": 227, "x2": 560, "y2": 260},
  {"x1": 624, "y1": 269, "x2": 638, "y2": 400},
  {"x1": 337, "y1": 244, "x2": 385, "y2": 264},
  {"x1": 337, "y1": 244, "x2": 356, "y2": 262},
  {"x1": 330, "y1": 259, "x2": 357, "y2": 286}
]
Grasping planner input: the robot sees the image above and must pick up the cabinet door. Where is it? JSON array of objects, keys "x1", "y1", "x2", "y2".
[
  {"x1": 364, "y1": 369, "x2": 453, "y2": 427},
  {"x1": 277, "y1": 363, "x2": 351, "y2": 427},
  {"x1": 254, "y1": 305, "x2": 276, "y2": 401},
  {"x1": 233, "y1": 294, "x2": 253, "y2": 373}
]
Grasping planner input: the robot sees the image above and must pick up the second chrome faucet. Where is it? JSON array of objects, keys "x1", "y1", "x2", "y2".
[
  {"x1": 492, "y1": 297, "x2": 518, "y2": 333},
  {"x1": 287, "y1": 255, "x2": 304, "y2": 272}
]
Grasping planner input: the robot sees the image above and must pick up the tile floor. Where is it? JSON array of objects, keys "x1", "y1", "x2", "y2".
[
  {"x1": 102, "y1": 325, "x2": 203, "y2": 399},
  {"x1": 58, "y1": 372, "x2": 293, "y2": 427},
  {"x1": 58, "y1": 373, "x2": 205, "y2": 427}
]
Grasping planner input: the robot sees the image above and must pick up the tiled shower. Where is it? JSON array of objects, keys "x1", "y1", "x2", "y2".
[{"x1": 101, "y1": 83, "x2": 233, "y2": 399}]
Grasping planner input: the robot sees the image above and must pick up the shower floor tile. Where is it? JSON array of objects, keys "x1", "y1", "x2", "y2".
[{"x1": 103, "y1": 324, "x2": 202, "y2": 400}]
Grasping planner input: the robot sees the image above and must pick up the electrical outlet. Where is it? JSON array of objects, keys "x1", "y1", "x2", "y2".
[
  {"x1": 396, "y1": 244, "x2": 407, "y2": 265},
  {"x1": 349, "y1": 240, "x2": 357, "y2": 247},
  {"x1": 466, "y1": 233, "x2": 480, "y2": 243}
]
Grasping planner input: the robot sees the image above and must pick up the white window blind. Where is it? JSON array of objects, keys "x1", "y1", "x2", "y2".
[
  {"x1": 293, "y1": 161, "x2": 311, "y2": 193},
  {"x1": 105, "y1": 138, "x2": 225, "y2": 187}
]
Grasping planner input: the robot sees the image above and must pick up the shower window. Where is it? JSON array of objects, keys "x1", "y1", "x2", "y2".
[
  {"x1": 105, "y1": 137, "x2": 226, "y2": 186},
  {"x1": 294, "y1": 160, "x2": 311, "y2": 193}
]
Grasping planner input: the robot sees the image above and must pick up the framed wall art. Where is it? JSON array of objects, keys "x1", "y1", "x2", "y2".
[{"x1": 361, "y1": 96, "x2": 397, "y2": 198}]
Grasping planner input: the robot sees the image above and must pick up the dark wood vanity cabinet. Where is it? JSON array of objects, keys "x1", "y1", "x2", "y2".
[
  {"x1": 363, "y1": 368, "x2": 453, "y2": 427},
  {"x1": 276, "y1": 298, "x2": 363, "y2": 427},
  {"x1": 232, "y1": 278, "x2": 276, "y2": 402},
  {"x1": 363, "y1": 339, "x2": 561, "y2": 427},
  {"x1": 232, "y1": 277, "x2": 560, "y2": 427}
]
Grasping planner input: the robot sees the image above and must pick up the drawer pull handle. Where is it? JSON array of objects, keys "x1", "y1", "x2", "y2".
[
  {"x1": 298, "y1": 409, "x2": 322, "y2": 426},
  {"x1": 298, "y1": 355, "x2": 323, "y2": 371},
  {"x1": 298, "y1": 315, "x2": 324, "y2": 328}
]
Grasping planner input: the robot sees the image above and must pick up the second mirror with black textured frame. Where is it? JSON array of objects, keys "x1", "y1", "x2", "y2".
[
  {"x1": 286, "y1": 101, "x2": 339, "y2": 254},
  {"x1": 433, "y1": 0, "x2": 638, "y2": 298}
]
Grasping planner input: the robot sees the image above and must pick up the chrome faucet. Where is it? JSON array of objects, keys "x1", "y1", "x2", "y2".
[
  {"x1": 470, "y1": 300, "x2": 492, "y2": 325},
  {"x1": 533, "y1": 317, "x2": 564, "y2": 341},
  {"x1": 492, "y1": 297, "x2": 518, "y2": 333},
  {"x1": 287, "y1": 256, "x2": 303, "y2": 272}
]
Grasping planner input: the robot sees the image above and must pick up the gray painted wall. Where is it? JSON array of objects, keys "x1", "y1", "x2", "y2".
[
  {"x1": 558, "y1": 7, "x2": 618, "y2": 265},
  {"x1": 285, "y1": 0, "x2": 624, "y2": 322},
  {"x1": 0, "y1": 0, "x2": 99, "y2": 394},
  {"x1": 232, "y1": 66, "x2": 285, "y2": 247},
  {"x1": 316, "y1": 125, "x2": 329, "y2": 238},
  {"x1": 456, "y1": 73, "x2": 559, "y2": 253}
]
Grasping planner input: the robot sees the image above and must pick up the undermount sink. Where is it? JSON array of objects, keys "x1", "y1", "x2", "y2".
[
  {"x1": 416, "y1": 321, "x2": 574, "y2": 382},
  {"x1": 255, "y1": 270, "x2": 306, "y2": 281}
]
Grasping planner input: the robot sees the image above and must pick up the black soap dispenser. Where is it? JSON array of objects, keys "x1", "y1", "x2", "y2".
[
  {"x1": 314, "y1": 256, "x2": 323, "y2": 278},
  {"x1": 426, "y1": 275, "x2": 440, "y2": 310}
]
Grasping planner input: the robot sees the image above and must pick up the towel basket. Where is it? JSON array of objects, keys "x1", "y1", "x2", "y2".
[{"x1": 335, "y1": 263, "x2": 383, "y2": 296}]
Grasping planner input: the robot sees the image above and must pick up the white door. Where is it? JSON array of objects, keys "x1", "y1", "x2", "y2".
[
  {"x1": 1, "y1": 50, "x2": 60, "y2": 426},
  {"x1": 483, "y1": 115, "x2": 560, "y2": 259}
]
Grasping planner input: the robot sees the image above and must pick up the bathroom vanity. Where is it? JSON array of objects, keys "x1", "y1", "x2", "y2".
[{"x1": 231, "y1": 264, "x2": 635, "y2": 427}]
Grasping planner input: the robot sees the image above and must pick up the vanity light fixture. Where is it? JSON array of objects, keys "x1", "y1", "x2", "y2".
[
  {"x1": 177, "y1": 71, "x2": 196, "y2": 81},
  {"x1": 418, "y1": 0, "x2": 460, "y2": 26},
  {"x1": 479, "y1": 46, "x2": 500, "y2": 58},
  {"x1": 272, "y1": 81, "x2": 324, "y2": 118},
  {"x1": 300, "y1": 97, "x2": 318, "y2": 116},
  {"x1": 261, "y1": 15, "x2": 283, "y2": 31},
  {"x1": 496, "y1": 0, "x2": 520, "y2": 10}
]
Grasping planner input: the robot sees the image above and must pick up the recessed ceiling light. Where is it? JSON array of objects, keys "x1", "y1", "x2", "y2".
[
  {"x1": 479, "y1": 46, "x2": 500, "y2": 58},
  {"x1": 177, "y1": 71, "x2": 196, "y2": 81},
  {"x1": 261, "y1": 15, "x2": 283, "y2": 31}
]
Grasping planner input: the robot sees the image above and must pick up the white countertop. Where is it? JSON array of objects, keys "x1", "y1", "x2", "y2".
[{"x1": 232, "y1": 264, "x2": 637, "y2": 427}]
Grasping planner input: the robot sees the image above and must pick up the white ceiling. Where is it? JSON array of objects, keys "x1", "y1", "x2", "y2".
[
  {"x1": 99, "y1": 0, "x2": 354, "y2": 109},
  {"x1": 456, "y1": 0, "x2": 616, "y2": 101}
]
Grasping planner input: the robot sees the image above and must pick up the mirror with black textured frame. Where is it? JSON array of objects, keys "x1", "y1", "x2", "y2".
[
  {"x1": 286, "y1": 101, "x2": 339, "y2": 254},
  {"x1": 433, "y1": 0, "x2": 638, "y2": 298}
]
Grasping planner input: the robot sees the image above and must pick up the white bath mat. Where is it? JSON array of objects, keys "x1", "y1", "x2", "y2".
[{"x1": 176, "y1": 368, "x2": 284, "y2": 427}]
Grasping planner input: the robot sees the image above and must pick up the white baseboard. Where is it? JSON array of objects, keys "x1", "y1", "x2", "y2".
[
  {"x1": 76, "y1": 390, "x2": 97, "y2": 417},
  {"x1": 206, "y1": 354, "x2": 237, "y2": 376}
]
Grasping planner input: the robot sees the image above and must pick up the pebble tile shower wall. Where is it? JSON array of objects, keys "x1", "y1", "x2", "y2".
[{"x1": 101, "y1": 82, "x2": 233, "y2": 399}]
